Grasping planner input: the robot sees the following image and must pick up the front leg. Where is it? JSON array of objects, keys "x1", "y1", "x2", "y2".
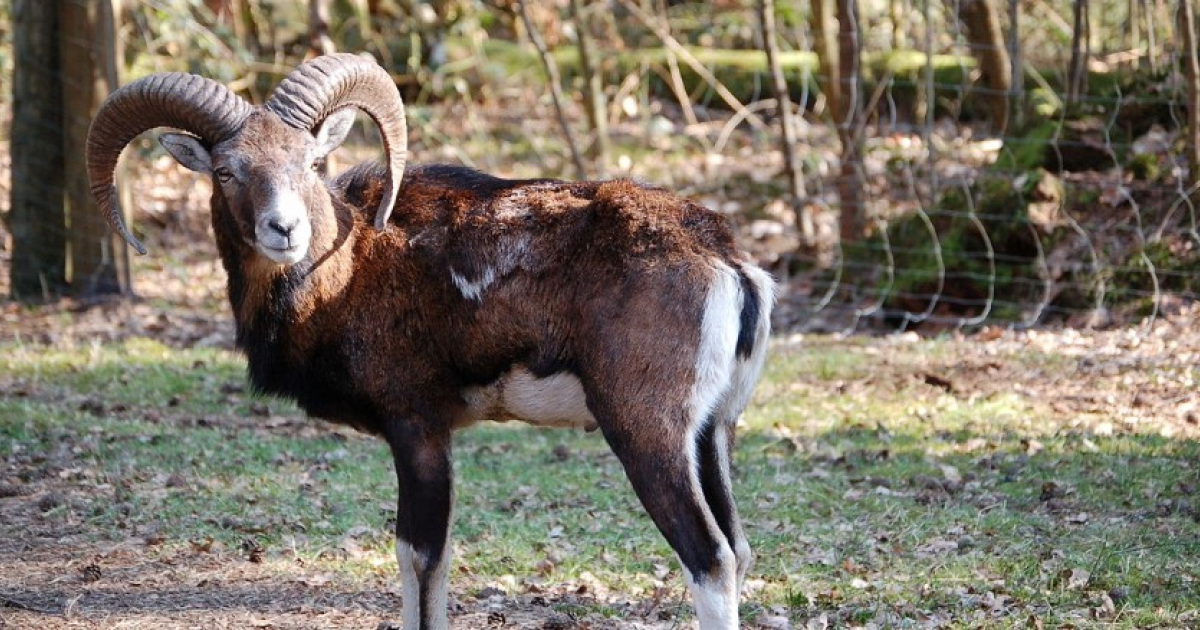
[{"x1": 384, "y1": 420, "x2": 454, "y2": 630}]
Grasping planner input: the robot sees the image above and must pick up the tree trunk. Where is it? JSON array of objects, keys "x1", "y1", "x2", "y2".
[
  {"x1": 570, "y1": 0, "x2": 609, "y2": 173},
  {"x1": 835, "y1": 0, "x2": 864, "y2": 243},
  {"x1": 1066, "y1": 0, "x2": 1089, "y2": 104},
  {"x1": 204, "y1": 0, "x2": 233, "y2": 20},
  {"x1": 958, "y1": 0, "x2": 1012, "y2": 130},
  {"x1": 811, "y1": 0, "x2": 841, "y2": 118},
  {"x1": 1180, "y1": 0, "x2": 1200, "y2": 201},
  {"x1": 890, "y1": 0, "x2": 906, "y2": 49},
  {"x1": 1009, "y1": 0, "x2": 1023, "y2": 128},
  {"x1": 757, "y1": 0, "x2": 812, "y2": 245},
  {"x1": 10, "y1": 0, "x2": 66, "y2": 300},
  {"x1": 61, "y1": 0, "x2": 129, "y2": 296}
]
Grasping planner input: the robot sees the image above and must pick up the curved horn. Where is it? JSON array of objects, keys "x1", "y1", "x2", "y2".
[
  {"x1": 266, "y1": 53, "x2": 407, "y2": 230},
  {"x1": 88, "y1": 73, "x2": 252, "y2": 254}
]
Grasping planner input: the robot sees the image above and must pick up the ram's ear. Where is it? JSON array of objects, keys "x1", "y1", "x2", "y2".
[
  {"x1": 160, "y1": 133, "x2": 213, "y2": 174},
  {"x1": 313, "y1": 108, "x2": 357, "y2": 159}
]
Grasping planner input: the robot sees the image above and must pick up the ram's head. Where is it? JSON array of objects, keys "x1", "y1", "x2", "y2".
[{"x1": 87, "y1": 53, "x2": 407, "y2": 264}]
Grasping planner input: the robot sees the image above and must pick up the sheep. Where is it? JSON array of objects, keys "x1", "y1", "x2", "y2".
[{"x1": 86, "y1": 53, "x2": 775, "y2": 630}]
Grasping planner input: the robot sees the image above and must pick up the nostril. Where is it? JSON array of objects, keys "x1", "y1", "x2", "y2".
[{"x1": 268, "y1": 219, "x2": 295, "y2": 237}]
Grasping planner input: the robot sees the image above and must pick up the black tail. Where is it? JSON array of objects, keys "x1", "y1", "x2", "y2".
[{"x1": 735, "y1": 270, "x2": 760, "y2": 360}]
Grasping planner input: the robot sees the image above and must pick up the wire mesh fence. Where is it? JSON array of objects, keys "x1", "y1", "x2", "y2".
[
  {"x1": 756, "y1": 0, "x2": 1200, "y2": 333},
  {"x1": 1, "y1": 0, "x2": 1197, "y2": 335}
]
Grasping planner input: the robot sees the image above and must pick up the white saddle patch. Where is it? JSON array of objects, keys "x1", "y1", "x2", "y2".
[
  {"x1": 450, "y1": 267, "x2": 496, "y2": 301},
  {"x1": 461, "y1": 368, "x2": 598, "y2": 431}
]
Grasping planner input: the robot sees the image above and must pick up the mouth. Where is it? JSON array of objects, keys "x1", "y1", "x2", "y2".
[{"x1": 257, "y1": 242, "x2": 307, "y2": 265}]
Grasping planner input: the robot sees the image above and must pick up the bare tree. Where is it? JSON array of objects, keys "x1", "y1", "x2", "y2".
[
  {"x1": 10, "y1": 0, "x2": 66, "y2": 299},
  {"x1": 835, "y1": 0, "x2": 864, "y2": 242},
  {"x1": 810, "y1": 0, "x2": 866, "y2": 243},
  {"x1": 1066, "y1": 0, "x2": 1090, "y2": 104},
  {"x1": 1181, "y1": 0, "x2": 1200, "y2": 200},
  {"x1": 570, "y1": 0, "x2": 609, "y2": 172},
  {"x1": 61, "y1": 0, "x2": 129, "y2": 295},
  {"x1": 958, "y1": 0, "x2": 1013, "y2": 129},
  {"x1": 757, "y1": 0, "x2": 812, "y2": 244},
  {"x1": 205, "y1": 0, "x2": 263, "y2": 58},
  {"x1": 516, "y1": 1, "x2": 587, "y2": 179},
  {"x1": 811, "y1": 0, "x2": 842, "y2": 118}
]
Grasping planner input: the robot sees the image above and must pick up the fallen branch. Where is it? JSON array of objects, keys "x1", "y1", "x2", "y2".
[{"x1": 0, "y1": 592, "x2": 60, "y2": 616}]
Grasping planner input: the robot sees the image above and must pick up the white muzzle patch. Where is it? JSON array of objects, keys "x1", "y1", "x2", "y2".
[{"x1": 254, "y1": 189, "x2": 311, "y2": 265}]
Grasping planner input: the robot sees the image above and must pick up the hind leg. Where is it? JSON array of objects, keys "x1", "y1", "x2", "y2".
[
  {"x1": 599, "y1": 413, "x2": 739, "y2": 629},
  {"x1": 697, "y1": 420, "x2": 753, "y2": 592}
]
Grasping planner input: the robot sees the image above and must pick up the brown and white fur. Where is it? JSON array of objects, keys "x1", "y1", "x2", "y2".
[{"x1": 87, "y1": 54, "x2": 774, "y2": 630}]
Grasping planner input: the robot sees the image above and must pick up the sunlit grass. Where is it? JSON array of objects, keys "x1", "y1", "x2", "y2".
[{"x1": 2, "y1": 335, "x2": 1199, "y2": 626}]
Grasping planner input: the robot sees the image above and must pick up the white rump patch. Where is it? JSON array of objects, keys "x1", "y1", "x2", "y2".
[
  {"x1": 690, "y1": 261, "x2": 742, "y2": 424},
  {"x1": 461, "y1": 368, "x2": 597, "y2": 430},
  {"x1": 710, "y1": 261, "x2": 776, "y2": 431}
]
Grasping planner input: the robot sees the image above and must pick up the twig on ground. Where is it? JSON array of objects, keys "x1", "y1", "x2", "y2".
[{"x1": 0, "y1": 592, "x2": 60, "y2": 616}]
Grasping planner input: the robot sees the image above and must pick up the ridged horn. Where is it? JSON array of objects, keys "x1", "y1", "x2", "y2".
[
  {"x1": 266, "y1": 53, "x2": 407, "y2": 230},
  {"x1": 88, "y1": 73, "x2": 252, "y2": 254}
]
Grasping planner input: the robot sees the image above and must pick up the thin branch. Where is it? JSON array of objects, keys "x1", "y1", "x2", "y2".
[
  {"x1": 616, "y1": 0, "x2": 769, "y2": 133},
  {"x1": 516, "y1": 1, "x2": 588, "y2": 179},
  {"x1": 1180, "y1": 0, "x2": 1200, "y2": 201},
  {"x1": 569, "y1": 0, "x2": 609, "y2": 171},
  {"x1": 757, "y1": 0, "x2": 812, "y2": 244}
]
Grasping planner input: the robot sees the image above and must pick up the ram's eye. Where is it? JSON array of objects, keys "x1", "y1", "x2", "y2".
[
  {"x1": 311, "y1": 158, "x2": 325, "y2": 172},
  {"x1": 214, "y1": 167, "x2": 234, "y2": 183}
]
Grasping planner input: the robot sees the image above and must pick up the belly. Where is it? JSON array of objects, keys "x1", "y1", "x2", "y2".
[{"x1": 460, "y1": 368, "x2": 599, "y2": 431}]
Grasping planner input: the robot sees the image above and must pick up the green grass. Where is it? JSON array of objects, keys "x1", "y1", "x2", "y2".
[{"x1": 2, "y1": 336, "x2": 1199, "y2": 626}]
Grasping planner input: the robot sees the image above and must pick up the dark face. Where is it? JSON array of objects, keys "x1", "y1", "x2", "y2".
[{"x1": 160, "y1": 108, "x2": 356, "y2": 266}]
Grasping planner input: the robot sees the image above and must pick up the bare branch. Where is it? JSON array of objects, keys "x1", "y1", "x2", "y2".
[
  {"x1": 616, "y1": 0, "x2": 769, "y2": 133},
  {"x1": 517, "y1": 1, "x2": 588, "y2": 179},
  {"x1": 757, "y1": 0, "x2": 813, "y2": 245}
]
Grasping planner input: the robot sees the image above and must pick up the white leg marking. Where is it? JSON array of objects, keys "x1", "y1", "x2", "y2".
[
  {"x1": 395, "y1": 540, "x2": 422, "y2": 630},
  {"x1": 395, "y1": 538, "x2": 451, "y2": 630},
  {"x1": 424, "y1": 537, "x2": 451, "y2": 630},
  {"x1": 684, "y1": 546, "x2": 740, "y2": 630}
]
